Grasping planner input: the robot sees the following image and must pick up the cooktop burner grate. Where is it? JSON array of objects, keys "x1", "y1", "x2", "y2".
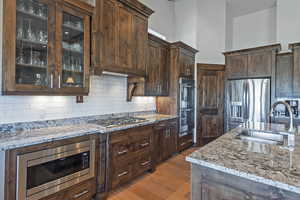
[{"x1": 89, "y1": 117, "x2": 148, "y2": 128}]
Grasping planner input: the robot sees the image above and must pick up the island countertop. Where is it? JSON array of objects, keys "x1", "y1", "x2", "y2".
[{"x1": 186, "y1": 122, "x2": 300, "y2": 194}]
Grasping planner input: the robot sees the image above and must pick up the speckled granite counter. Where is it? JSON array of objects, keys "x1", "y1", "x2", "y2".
[
  {"x1": 0, "y1": 113, "x2": 177, "y2": 151},
  {"x1": 186, "y1": 122, "x2": 300, "y2": 194}
]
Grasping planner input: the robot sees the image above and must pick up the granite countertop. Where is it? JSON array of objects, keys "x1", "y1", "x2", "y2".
[
  {"x1": 186, "y1": 122, "x2": 300, "y2": 194},
  {"x1": 0, "y1": 113, "x2": 177, "y2": 151}
]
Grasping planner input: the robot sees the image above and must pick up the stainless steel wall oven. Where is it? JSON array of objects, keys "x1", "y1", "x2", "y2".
[{"x1": 17, "y1": 140, "x2": 96, "y2": 200}]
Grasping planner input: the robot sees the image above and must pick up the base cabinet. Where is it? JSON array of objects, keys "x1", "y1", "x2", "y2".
[
  {"x1": 153, "y1": 119, "x2": 178, "y2": 165},
  {"x1": 108, "y1": 125, "x2": 154, "y2": 190},
  {"x1": 191, "y1": 165, "x2": 300, "y2": 200}
]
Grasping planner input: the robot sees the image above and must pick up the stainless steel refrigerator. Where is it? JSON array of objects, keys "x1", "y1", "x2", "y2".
[{"x1": 225, "y1": 78, "x2": 271, "y2": 132}]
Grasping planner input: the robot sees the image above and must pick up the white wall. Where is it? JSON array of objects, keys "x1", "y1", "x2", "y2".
[
  {"x1": 0, "y1": 0, "x2": 155, "y2": 124},
  {"x1": 225, "y1": 2, "x2": 234, "y2": 51},
  {"x1": 277, "y1": 0, "x2": 300, "y2": 51},
  {"x1": 196, "y1": 0, "x2": 226, "y2": 64},
  {"x1": 232, "y1": 7, "x2": 277, "y2": 50},
  {"x1": 139, "y1": 0, "x2": 175, "y2": 41},
  {"x1": 174, "y1": 0, "x2": 198, "y2": 49}
]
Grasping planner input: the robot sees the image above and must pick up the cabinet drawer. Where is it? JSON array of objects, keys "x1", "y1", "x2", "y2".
[
  {"x1": 133, "y1": 136, "x2": 151, "y2": 153},
  {"x1": 178, "y1": 134, "x2": 193, "y2": 152},
  {"x1": 67, "y1": 179, "x2": 96, "y2": 200},
  {"x1": 111, "y1": 140, "x2": 130, "y2": 161},
  {"x1": 156, "y1": 119, "x2": 178, "y2": 129},
  {"x1": 129, "y1": 126, "x2": 153, "y2": 141},
  {"x1": 40, "y1": 179, "x2": 96, "y2": 200},
  {"x1": 133, "y1": 154, "x2": 152, "y2": 177},
  {"x1": 111, "y1": 162, "x2": 133, "y2": 189}
]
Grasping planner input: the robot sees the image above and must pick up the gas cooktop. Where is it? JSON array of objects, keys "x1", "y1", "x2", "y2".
[{"x1": 89, "y1": 117, "x2": 148, "y2": 128}]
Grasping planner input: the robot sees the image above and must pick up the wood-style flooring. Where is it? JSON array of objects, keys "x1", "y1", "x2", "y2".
[{"x1": 108, "y1": 148, "x2": 197, "y2": 200}]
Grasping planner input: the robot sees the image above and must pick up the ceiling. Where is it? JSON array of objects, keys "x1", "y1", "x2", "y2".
[{"x1": 227, "y1": 0, "x2": 277, "y2": 17}]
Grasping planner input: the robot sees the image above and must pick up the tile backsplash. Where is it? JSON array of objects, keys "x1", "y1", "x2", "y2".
[{"x1": 0, "y1": 75, "x2": 156, "y2": 124}]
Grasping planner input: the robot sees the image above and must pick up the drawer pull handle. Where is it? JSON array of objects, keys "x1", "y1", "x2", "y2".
[
  {"x1": 117, "y1": 150, "x2": 128, "y2": 155},
  {"x1": 180, "y1": 142, "x2": 186, "y2": 146},
  {"x1": 140, "y1": 142, "x2": 149, "y2": 147},
  {"x1": 141, "y1": 161, "x2": 151, "y2": 166},
  {"x1": 118, "y1": 171, "x2": 129, "y2": 177},
  {"x1": 74, "y1": 190, "x2": 89, "y2": 199}
]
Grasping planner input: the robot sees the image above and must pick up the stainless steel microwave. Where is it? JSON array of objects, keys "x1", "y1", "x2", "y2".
[{"x1": 17, "y1": 139, "x2": 96, "y2": 200}]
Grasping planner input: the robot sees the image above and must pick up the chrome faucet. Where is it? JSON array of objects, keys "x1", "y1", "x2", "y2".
[{"x1": 269, "y1": 101, "x2": 294, "y2": 132}]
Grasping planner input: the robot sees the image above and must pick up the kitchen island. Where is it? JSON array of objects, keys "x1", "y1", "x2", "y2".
[{"x1": 187, "y1": 122, "x2": 300, "y2": 200}]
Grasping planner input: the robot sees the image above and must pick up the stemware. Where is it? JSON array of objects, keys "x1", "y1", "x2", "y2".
[
  {"x1": 17, "y1": 0, "x2": 26, "y2": 11},
  {"x1": 16, "y1": 49, "x2": 25, "y2": 64},
  {"x1": 27, "y1": 0, "x2": 34, "y2": 14}
]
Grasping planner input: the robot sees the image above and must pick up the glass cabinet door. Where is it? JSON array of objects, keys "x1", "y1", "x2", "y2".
[
  {"x1": 15, "y1": 0, "x2": 51, "y2": 88},
  {"x1": 57, "y1": 6, "x2": 90, "y2": 94}
]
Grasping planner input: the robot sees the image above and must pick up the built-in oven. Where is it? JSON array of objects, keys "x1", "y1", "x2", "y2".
[
  {"x1": 17, "y1": 140, "x2": 96, "y2": 200},
  {"x1": 179, "y1": 77, "x2": 195, "y2": 137}
]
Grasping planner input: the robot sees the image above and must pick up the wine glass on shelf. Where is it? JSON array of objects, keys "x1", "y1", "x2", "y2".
[
  {"x1": 27, "y1": 0, "x2": 34, "y2": 14},
  {"x1": 17, "y1": 0, "x2": 26, "y2": 11}
]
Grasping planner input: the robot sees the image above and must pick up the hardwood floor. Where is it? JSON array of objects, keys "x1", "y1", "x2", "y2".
[{"x1": 108, "y1": 148, "x2": 197, "y2": 200}]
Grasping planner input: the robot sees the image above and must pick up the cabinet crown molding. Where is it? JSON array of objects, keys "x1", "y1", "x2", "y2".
[
  {"x1": 118, "y1": 0, "x2": 154, "y2": 17},
  {"x1": 170, "y1": 42, "x2": 199, "y2": 54},
  {"x1": 223, "y1": 43, "x2": 282, "y2": 56},
  {"x1": 289, "y1": 42, "x2": 300, "y2": 50}
]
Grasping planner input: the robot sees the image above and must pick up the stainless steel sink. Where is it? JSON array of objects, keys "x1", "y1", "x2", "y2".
[{"x1": 236, "y1": 130, "x2": 287, "y2": 145}]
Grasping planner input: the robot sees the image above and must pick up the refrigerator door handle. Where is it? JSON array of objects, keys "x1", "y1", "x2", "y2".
[{"x1": 242, "y1": 80, "x2": 248, "y2": 122}]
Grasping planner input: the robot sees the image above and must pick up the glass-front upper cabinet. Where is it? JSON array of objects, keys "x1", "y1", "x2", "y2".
[
  {"x1": 56, "y1": 5, "x2": 91, "y2": 95},
  {"x1": 3, "y1": 0, "x2": 92, "y2": 95}
]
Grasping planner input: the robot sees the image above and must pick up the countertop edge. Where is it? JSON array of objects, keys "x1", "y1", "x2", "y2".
[
  {"x1": 0, "y1": 129, "x2": 103, "y2": 151},
  {"x1": 0, "y1": 115, "x2": 178, "y2": 151},
  {"x1": 186, "y1": 156, "x2": 300, "y2": 195}
]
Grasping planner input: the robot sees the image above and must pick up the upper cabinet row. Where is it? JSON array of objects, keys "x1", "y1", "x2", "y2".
[
  {"x1": 224, "y1": 43, "x2": 300, "y2": 99},
  {"x1": 92, "y1": 0, "x2": 154, "y2": 77},
  {"x1": 2, "y1": 0, "x2": 154, "y2": 96},
  {"x1": 3, "y1": 0, "x2": 93, "y2": 95},
  {"x1": 275, "y1": 43, "x2": 300, "y2": 98},
  {"x1": 224, "y1": 44, "x2": 281, "y2": 79}
]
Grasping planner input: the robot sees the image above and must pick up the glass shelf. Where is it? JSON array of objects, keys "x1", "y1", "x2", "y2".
[
  {"x1": 16, "y1": 63, "x2": 47, "y2": 69},
  {"x1": 63, "y1": 69, "x2": 84, "y2": 74},
  {"x1": 61, "y1": 12, "x2": 84, "y2": 88},
  {"x1": 16, "y1": 0, "x2": 48, "y2": 87},
  {"x1": 17, "y1": 9, "x2": 47, "y2": 21},
  {"x1": 63, "y1": 48, "x2": 83, "y2": 54},
  {"x1": 62, "y1": 24, "x2": 84, "y2": 33}
]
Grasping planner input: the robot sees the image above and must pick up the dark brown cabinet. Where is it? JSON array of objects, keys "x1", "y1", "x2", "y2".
[
  {"x1": 197, "y1": 64, "x2": 225, "y2": 146},
  {"x1": 157, "y1": 42, "x2": 198, "y2": 152},
  {"x1": 93, "y1": 0, "x2": 153, "y2": 77},
  {"x1": 289, "y1": 43, "x2": 300, "y2": 97},
  {"x1": 108, "y1": 125, "x2": 154, "y2": 190},
  {"x1": 192, "y1": 165, "x2": 300, "y2": 200},
  {"x1": 129, "y1": 33, "x2": 170, "y2": 97},
  {"x1": 153, "y1": 119, "x2": 178, "y2": 165},
  {"x1": 3, "y1": 0, "x2": 92, "y2": 95},
  {"x1": 225, "y1": 54, "x2": 248, "y2": 79},
  {"x1": 224, "y1": 44, "x2": 280, "y2": 80},
  {"x1": 275, "y1": 52, "x2": 294, "y2": 98}
]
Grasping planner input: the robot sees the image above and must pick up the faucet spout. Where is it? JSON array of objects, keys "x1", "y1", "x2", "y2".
[{"x1": 269, "y1": 101, "x2": 294, "y2": 132}]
